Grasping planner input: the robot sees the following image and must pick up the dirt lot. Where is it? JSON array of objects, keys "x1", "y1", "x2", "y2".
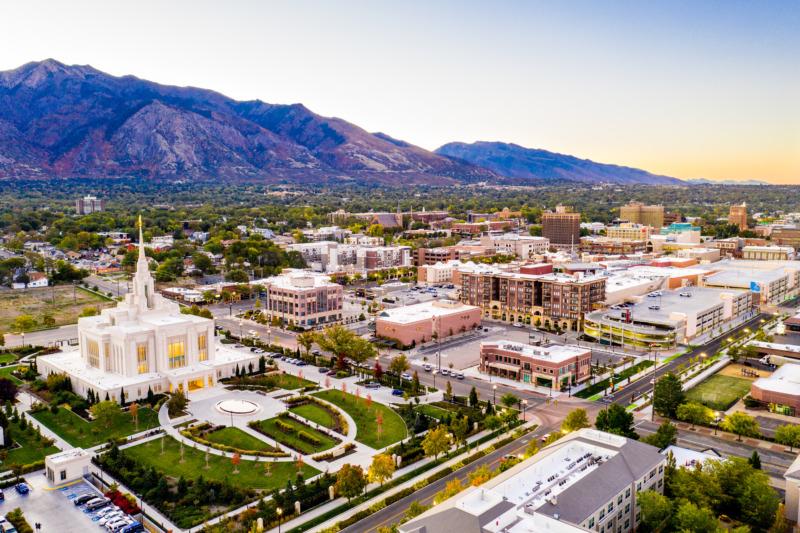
[
  {"x1": 0, "y1": 285, "x2": 114, "y2": 332},
  {"x1": 718, "y1": 363, "x2": 772, "y2": 380}
]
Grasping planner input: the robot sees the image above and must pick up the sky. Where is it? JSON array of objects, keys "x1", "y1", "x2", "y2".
[{"x1": 1, "y1": 0, "x2": 798, "y2": 183}]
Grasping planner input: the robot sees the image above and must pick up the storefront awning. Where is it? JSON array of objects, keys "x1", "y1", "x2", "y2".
[{"x1": 488, "y1": 362, "x2": 520, "y2": 373}]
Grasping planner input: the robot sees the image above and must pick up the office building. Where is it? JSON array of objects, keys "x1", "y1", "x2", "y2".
[
  {"x1": 479, "y1": 340, "x2": 591, "y2": 388},
  {"x1": 619, "y1": 202, "x2": 664, "y2": 229},
  {"x1": 260, "y1": 269, "x2": 343, "y2": 328},
  {"x1": 772, "y1": 227, "x2": 800, "y2": 248},
  {"x1": 729, "y1": 203, "x2": 748, "y2": 230},
  {"x1": 481, "y1": 233, "x2": 550, "y2": 259},
  {"x1": 75, "y1": 195, "x2": 104, "y2": 215},
  {"x1": 605, "y1": 223, "x2": 652, "y2": 241},
  {"x1": 742, "y1": 246, "x2": 794, "y2": 261},
  {"x1": 375, "y1": 300, "x2": 481, "y2": 347},
  {"x1": 401, "y1": 429, "x2": 666, "y2": 533},
  {"x1": 542, "y1": 205, "x2": 581, "y2": 247},
  {"x1": 751, "y1": 363, "x2": 800, "y2": 416}
]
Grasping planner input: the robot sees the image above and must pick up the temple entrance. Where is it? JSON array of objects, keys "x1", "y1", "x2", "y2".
[{"x1": 188, "y1": 378, "x2": 205, "y2": 391}]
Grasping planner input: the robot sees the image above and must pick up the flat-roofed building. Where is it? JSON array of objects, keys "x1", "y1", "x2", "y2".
[
  {"x1": 542, "y1": 205, "x2": 581, "y2": 247},
  {"x1": 742, "y1": 245, "x2": 794, "y2": 261},
  {"x1": 481, "y1": 233, "x2": 550, "y2": 259},
  {"x1": 260, "y1": 269, "x2": 343, "y2": 328},
  {"x1": 620, "y1": 202, "x2": 664, "y2": 229},
  {"x1": 480, "y1": 340, "x2": 591, "y2": 389},
  {"x1": 375, "y1": 300, "x2": 481, "y2": 347},
  {"x1": 580, "y1": 237, "x2": 649, "y2": 255},
  {"x1": 606, "y1": 222, "x2": 653, "y2": 241},
  {"x1": 751, "y1": 363, "x2": 800, "y2": 415},
  {"x1": 772, "y1": 227, "x2": 800, "y2": 248},
  {"x1": 701, "y1": 261, "x2": 799, "y2": 305},
  {"x1": 400, "y1": 429, "x2": 666, "y2": 533},
  {"x1": 417, "y1": 260, "x2": 461, "y2": 285},
  {"x1": 729, "y1": 203, "x2": 748, "y2": 230},
  {"x1": 584, "y1": 286, "x2": 752, "y2": 349}
]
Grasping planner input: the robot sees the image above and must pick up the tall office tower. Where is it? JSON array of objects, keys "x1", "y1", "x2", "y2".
[
  {"x1": 729, "y1": 203, "x2": 748, "y2": 230},
  {"x1": 542, "y1": 204, "x2": 581, "y2": 247},
  {"x1": 619, "y1": 201, "x2": 664, "y2": 228}
]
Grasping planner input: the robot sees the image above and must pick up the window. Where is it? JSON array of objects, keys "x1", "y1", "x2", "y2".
[
  {"x1": 600, "y1": 510, "x2": 605, "y2": 520},
  {"x1": 625, "y1": 488, "x2": 631, "y2": 499},
  {"x1": 198, "y1": 334, "x2": 208, "y2": 361},
  {"x1": 588, "y1": 518, "x2": 595, "y2": 528},
  {"x1": 617, "y1": 495, "x2": 623, "y2": 505},
  {"x1": 87, "y1": 340, "x2": 100, "y2": 368},
  {"x1": 60, "y1": 470, "x2": 67, "y2": 480},
  {"x1": 137, "y1": 343, "x2": 149, "y2": 374},
  {"x1": 168, "y1": 337, "x2": 187, "y2": 369}
]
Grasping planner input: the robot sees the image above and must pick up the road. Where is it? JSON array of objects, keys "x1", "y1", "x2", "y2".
[
  {"x1": 635, "y1": 419, "x2": 794, "y2": 485},
  {"x1": 606, "y1": 313, "x2": 770, "y2": 407},
  {"x1": 340, "y1": 399, "x2": 598, "y2": 533}
]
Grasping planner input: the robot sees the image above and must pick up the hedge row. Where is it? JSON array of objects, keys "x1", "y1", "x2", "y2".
[{"x1": 297, "y1": 430, "x2": 322, "y2": 447}]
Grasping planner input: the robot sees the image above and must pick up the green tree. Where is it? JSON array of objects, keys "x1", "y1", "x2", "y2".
[
  {"x1": 561, "y1": 408, "x2": 590, "y2": 433},
  {"x1": 367, "y1": 454, "x2": 396, "y2": 486},
  {"x1": 450, "y1": 416, "x2": 470, "y2": 449},
  {"x1": 721, "y1": 412, "x2": 760, "y2": 441},
  {"x1": 225, "y1": 269, "x2": 249, "y2": 283},
  {"x1": 653, "y1": 372, "x2": 684, "y2": 418},
  {"x1": 191, "y1": 252, "x2": 214, "y2": 274},
  {"x1": 11, "y1": 315, "x2": 36, "y2": 332},
  {"x1": 673, "y1": 501, "x2": 721, "y2": 532},
  {"x1": 637, "y1": 490, "x2": 672, "y2": 532},
  {"x1": 774, "y1": 424, "x2": 800, "y2": 452},
  {"x1": 422, "y1": 425, "x2": 451, "y2": 459},
  {"x1": 595, "y1": 404, "x2": 637, "y2": 438},
  {"x1": 90, "y1": 400, "x2": 121, "y2": 428},
  {"x1": 642, "y1": 421, "x2": 677, "y2": 450},
  {"x1": 297, "y1": 331, "x2": 316, "y2": 360},
  {"x1": 335, "y1": 464, "x2": 367, "y2": 501},
  {"x1": 500, "y1": 392, "x2": 518, "y2": 410},
  {"x1": 483, "y1": 415, "x2": 501, "y2": 431},
  {"x1": 748, "y1": 450, "x2": 761, "y2": 470},
  {"x1": 167, "y1": 389, "x2": 188, "y2": 417},
  {"x1": 676, "y1": 402, "x2": 713, "y2": 428},
  {"x1": 316, "y1": 324, "x2": 358, "y2": 370},
  {"x1": 468, "y1": 386, "x2": 479, "y2": 407},
  {"x1": 389, "y1": 354, "x2": 410, "y2": 386}
]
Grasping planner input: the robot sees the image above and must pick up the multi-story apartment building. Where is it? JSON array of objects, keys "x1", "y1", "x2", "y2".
[
  {"x1": 451, "y1": 219, "x2": 519, "y2": 235},
  {"x1": 260, "y1": 270, "x2": 342, "y2": 328},
  {"x1": 480, "y1": 233, "x2": 550, "y2": 259},
  {"x1": 479, "y1": 340, "x2": 591, "y2": 388},
  {"x1": 287, "y1": 242, "x2": 411, "y2": 273},
  {"x1": 459, "y1": 267, "x2": 606, "y2": 331},
  {"x1": 361, "y1": 246, "x2": 412, "y2": 270},
  {"x1": 400, "y1": 429, "x2": 666, "y2": 533},
  {"x1": 415, "y1": 246, "x2": 462, "y2": 266},
  {"x1": 605, "y1": 223, "x2": 652, "y2": 241},
  {"x1": 542, "y1": 205, "x2": 581, "y2": 247},
  {"x1": 729, "y1": 203, "x2": 748, "y2": 230},
  {"x1": 76, "y1": 195, "x2": 104, "y2": 215},
  {"x1": 619, "y1": 202, "x2": 664, "y2": 228},
  {"x1": 579, "y1": 237, "x2": 648, "y2": 255}
]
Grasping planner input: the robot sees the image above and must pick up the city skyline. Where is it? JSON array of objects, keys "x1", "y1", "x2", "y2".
[{"x1": 1, "y1": 0, "x2": 798, "y2": 183}]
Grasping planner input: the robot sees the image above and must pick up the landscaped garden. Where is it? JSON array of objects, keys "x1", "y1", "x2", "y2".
[
  {"x1": 31, "y1": 404, "x2": 159, "y2": 447},
  {"x1": 225, "y1": 372, "x2": 317, "y2": 391},
  {"x1": 685, "y1": 374, "x2": 752, "y2": 411},
  {"x1": 97, "y1": 437, "x2": 319, "y2": 528},
  {"x1": 313, "y1": 389, "x2": 407, "y2": 449},
  {"x1": 204, "y1": 426, "x2": 277, "y2": 452},
  {"x1": 0, "y1": 365, "x2": 24, "y2": 385},
  {"x1": 250, "y1": 414, "x2": 340, "y2": 454},
  {"x1": 287, "y1": 396, "x2": 348, "y2": 434},
  {"x1": 1, "y1": 419, "x2": 59, "y2": 471}
]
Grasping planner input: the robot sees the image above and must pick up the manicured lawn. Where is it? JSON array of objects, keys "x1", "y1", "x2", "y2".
[
  {"x1": 252, "y1": 416, "x2": 339, "y2": 454},
  {"x1": 122, "y1": 436, "x2": 318, "y2": 490},
  {"x1": 204, "y1": 426, "x2": 277, "y2": 452},
  {"x1": 230, "y1": 373, "x2": 316, "y2": 391},
  {"x1": 313, "y1": 390, "x2": 407, "y2": 449},
  {"x1": 290, "y1": 402, "x2": 336, "y2": 429},
  {"x1": 31, "y1": 406, "x2": 159, "y2": 447},
  {"x1": 0, "y1": 353, "x2": 18, "y2": 365},
  {"x1": 685, "y1": 374, "x2": 752, "y2": 411},
  {"x1": 0, "y1": 365, "x2": 23, "y2": 385},
  {"x1": 3, "y1": 421, "x2": 59, "y2": 469},
  {"x1": 415, "y1": 404, "x2": 449, "y2": 420}
]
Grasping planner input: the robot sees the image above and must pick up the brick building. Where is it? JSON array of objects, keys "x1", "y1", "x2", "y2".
[{"x1": 479, "y1": 340, "x2": 592, "y2": 388}]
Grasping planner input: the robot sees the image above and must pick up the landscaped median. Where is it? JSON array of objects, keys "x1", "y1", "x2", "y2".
[
  {"x1": 312, "y1": 389, "x2": 407, "y2": 449},
  {"x1": 181, "y1": 422, "x2": 289, "y2": 457},
  {"x1": 576, "y1": 359, "x2": 655, "y2": 400},
  {"x1": 249, "y1": 413, "x2": 341, "y2": 454}
]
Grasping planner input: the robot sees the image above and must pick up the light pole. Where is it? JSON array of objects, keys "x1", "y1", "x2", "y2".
[
  {"x1": 239, "y1": 320, "x2": 243, "y2": 342},
  {"x1": 276, "y1": 507, "x2": 283, "y2": 533},
  {"x1": 267, "y1": 326, "x2": 272, "y2": 346},
  {"x1": 713, "y1": 412, "x2": 719, "y2": 435},
  {"x1": 493, "y1": 384, "x2": 497, "y2": 404},
  {"x1": 649, "y1": 342, "x2": 658, "y2": 422},
  {"x1": 522, "y1": 399, "x2": 528, "y2": 422}
]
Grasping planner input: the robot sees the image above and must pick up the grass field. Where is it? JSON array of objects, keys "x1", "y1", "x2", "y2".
[
  {"x1": 251, "y1": 415, "x2": 339, "y2": 454},
  {"x1": 0, "y1": 365, "x2": 23, "y2": 385},
  {"x1": 313, "y1": 389, "x2": 407, "y2": 449},
  {"x1": 0, "y1": 353, "x2": 18, "y2": 365},
  {"x1": 204, "y1": 426, "x2": 277, "y2": 452},
  {"x1": 232, "y1": 373, "x2": 316, "y2": 391},
  {"x1": 290, "y1": 402, "x2": 337, "y2": 429},
  {"x1": 122, "y1": 436, "x2": 318, "y2": 490},
  {"x1": 685, "y1": 374, "x2": 752, "y2": 411},
  {"x1": 31, "y1": 406, "x2": 159, "y2": 447},
  {"x1": 415, "y1": 404, "x2": 449, "y2": 420},
  {"x1": 0, "y1": 285, "x2": 114, "y2": 332},
  {"x1": 2, "y1": 420, "x2": 59, "y2": 470}
]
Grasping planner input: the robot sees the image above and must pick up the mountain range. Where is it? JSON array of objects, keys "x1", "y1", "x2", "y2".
[{"x1": 0, "y1": 59, "x2": 683, "y2": 186}]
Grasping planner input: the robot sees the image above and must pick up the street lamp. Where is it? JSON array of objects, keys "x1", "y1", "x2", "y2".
[
  {"x1": 522, "y1": 399, "x2": 528, "y2": 422},
  {"x1": 267, "y1": 326, "x2": 272, "y2": 346},
  {"x1": 276, "y1": 507, "x2": 283, "y2": 533},
  {"x1": 713, "y1": 412, "x2": 719, "y2": 435},
  {"x1": 649, "y1": 342, "x2": 659, "y2": 422},
  {"x1": 238, "y1": 320, "x2": 243, "y2": 342},
  {"x1": 700, "y1": 352, "x2": 707, "y2": 367},
  {"x1": 493, "y1": 385, "x2": 497, "y2": 404}
]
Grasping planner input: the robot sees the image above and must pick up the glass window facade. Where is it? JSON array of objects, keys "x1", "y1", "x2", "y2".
[
  {"x1": 198, "y1": 334, "x2": 208, "y2": 361},
  {"x1": 87, "y1": 340, "x2": 99, "y2": 368},
  {"x1": 137, "y1": 343, "x2": 149, "y2": 374},
  {"x1": 168, "y1": 337, "x2": 187, "y2": 369}
]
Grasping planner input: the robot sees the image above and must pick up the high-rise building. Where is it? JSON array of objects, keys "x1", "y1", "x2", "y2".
[
  {"x1": 619, "y1": 202, "x2": 664, "y2": 228},
  {"x1": 729, "y1": 203, "x2": 748, "y2": 230},
  {"x1": 75, "y1": 195, "x2": 104, "y2": 215},
  {"x1": 541, "y1": 204, "x2": 581, "y2": 247}
]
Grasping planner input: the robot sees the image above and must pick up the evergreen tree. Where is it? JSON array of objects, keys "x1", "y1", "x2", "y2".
[
  {"x1": 469, "y1": 386, "x2": 479, "y2": 407},
  {"x1": 749, "y1": 450, "x2": 761, "y2": 470},
  {"x1": 146, "y1": 386, "x2": 155, "y2": 406}
]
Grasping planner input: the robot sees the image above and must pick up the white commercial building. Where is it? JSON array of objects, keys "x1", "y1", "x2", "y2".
[
  {"x1": 401, "y1": 429, "x2": 666, "y2": 533},
  {"x1": 481, "y1": 233, "x2": 550, "y2": 259},
  {"x1": 287, "y1": 241, "x2": 411, "y2": 274},
  {"x1": 45, "y1": 448, "x2": 92, "y2": 485},
  {"x1": 38, "y1": 219, "x2": 258, "y2": 401}
]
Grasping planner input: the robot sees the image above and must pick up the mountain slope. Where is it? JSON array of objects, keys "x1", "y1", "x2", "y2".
[
  {"x1": 0, "y1": 59, "x2": 493, "y2": 184},
  {"x1": 435, "y1": 141, "x2": 683, "y2": 185}
]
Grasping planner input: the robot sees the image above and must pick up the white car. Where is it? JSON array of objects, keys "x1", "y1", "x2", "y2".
[
  {"x1": 99, "y1": 513, "x2": 125, "y2": 526},
  {"x1": 107, "y1": 518, "x2": 132, "y2": 531},
  {"x1": 401, "y1": 372, "x2": 412, "y2": 380}
]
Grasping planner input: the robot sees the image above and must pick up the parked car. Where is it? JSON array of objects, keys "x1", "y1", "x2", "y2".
[
  {"x1": 422, "y1": 364, "x2": 432, "y2": 372},
  {"x1": 107, "y1": 518, "x2": 133, "y2": 532},
  {"x1": 364, "y1": 382, "x2": 381, "y2": 389},
  {"x1": 391, "y1": 389, "x2": 404, "y2": 396},
  {"x1": 318, "y1": 367, "x2": 330, "y2": 374},
  {"x1": 73, "y1": 493, "x2": 96, "y2": 505},
  {"x1": 540, "y1": 433, "x2": 551, "y2": 442},
  {"x1": 455, "y1": 372, "x2": 465, "y2": 380},
  {"x1": 440, "y1": 369, "x2": 449, "y2": 376},
  {"x1": 87, "y1": 497, "x2": 111, "y2": 511},
  {"x1": 401, "y1": 372, "x2": 412, "y2": 381},
  {"x1": 99, "y1": 512, "x2": 125, "y2": 526},
  {"x1": 121, "y1": 522, "x2": 145, "y2": 533},
  {"x1": 14, "y1": 483, "x2": 29, "y2": 495},
  {"x1": 513, "y1": 322, "x2": 524, "y2": 328}
]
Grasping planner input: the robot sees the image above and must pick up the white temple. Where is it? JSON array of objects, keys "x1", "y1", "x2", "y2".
[{"x1": 38, "y1": 217, "x2": 259, "y2": 401}]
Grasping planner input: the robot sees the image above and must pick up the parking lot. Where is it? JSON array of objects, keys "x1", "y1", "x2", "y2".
[{"x1": 0, "y1": 475, "x2": 109, "y2": 532}]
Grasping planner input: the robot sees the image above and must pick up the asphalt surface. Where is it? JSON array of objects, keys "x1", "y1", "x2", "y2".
[{"x1": 606, "y1": 313, "x2": 770, "y2": 406}]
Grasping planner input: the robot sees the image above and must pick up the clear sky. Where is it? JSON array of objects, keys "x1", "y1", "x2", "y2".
[{"x1": 1, "y1": 0, "x2": 798, "y2": 183}]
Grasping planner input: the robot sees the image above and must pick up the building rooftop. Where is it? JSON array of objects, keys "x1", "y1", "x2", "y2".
[
  {"x1": 752, "y1": 363, "x2": 800, "y2": 396},
  {"x1": 254, "y1": 269, "x2": 339, "y2": 291},
  {"x1": 482, "y1": 340, "x2": 589, "y2": 363},
  {"x1": 377, "y1": 300, "x2": 479, "y2": 324},
  {"x1": 47, "y1": 448, "x2": 91, "y2": 465}
]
